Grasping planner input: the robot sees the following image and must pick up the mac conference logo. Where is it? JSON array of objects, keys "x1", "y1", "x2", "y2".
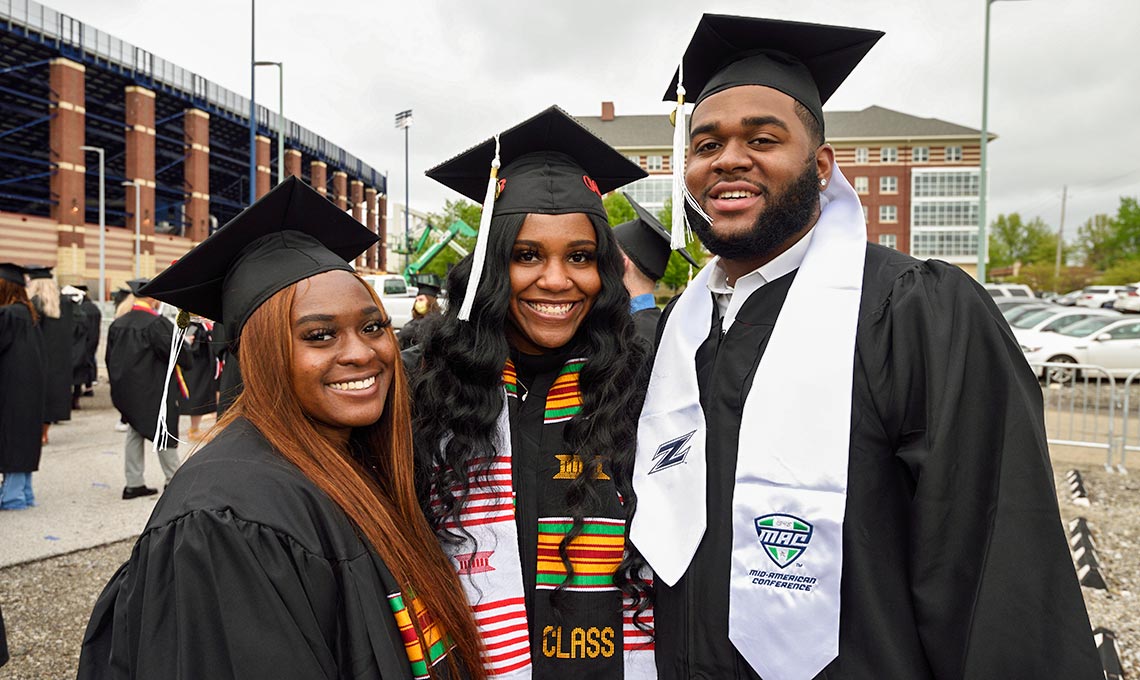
[
  {"x1": 648, "y1": 430, "x2": 696, "y2": 474},
  {"x1": 754, "y1": 514, "x2": 813, "y2": 569}
]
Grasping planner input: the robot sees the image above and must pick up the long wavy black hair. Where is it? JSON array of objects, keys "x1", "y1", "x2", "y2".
[{"x1": 412, "y1": 210, "x2": 653, "y2": 623}]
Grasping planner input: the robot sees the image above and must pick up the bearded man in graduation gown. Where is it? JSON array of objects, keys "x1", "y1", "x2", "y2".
[
  {"x1": 630, "y1": 14, "x2": 1103, "y2": 680},
  {"x1": 105, "y1": 280, "x2": 192, "y2": 499}
]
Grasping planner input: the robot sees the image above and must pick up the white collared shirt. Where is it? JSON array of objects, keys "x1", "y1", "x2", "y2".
[{"x1": 707, "y1": 228, "x2": 816, "y2": 333}]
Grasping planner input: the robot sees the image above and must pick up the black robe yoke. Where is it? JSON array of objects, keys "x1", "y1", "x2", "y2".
[
  {"x1": 78, "y1": 417, "x2": 455, "y2": 680},
  {"x1": 652, "y1": 244, "x2": 1102, "y2": 679},
  {"x1": 106, "y1": 307, "x2": 190, "y2": 442},
  {"x1": 0, "y1": 304, "x2": 44, "y2": 473}
]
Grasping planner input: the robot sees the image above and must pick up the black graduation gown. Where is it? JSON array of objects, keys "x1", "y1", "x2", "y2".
[
  {"x1": 105, "y1": 306, "x2": 191, "y2": 442},
  {"x1": 76, "y1": 298, "x2": 102, "y2": 386},
  {"x1": 630, "y1": 307, "x2": 661, "y2": 348},
  {"x1": 652, "y1": 244, "x2": 1103, "y2": 679},
  {"x1": 178, "y1": 320, "x2": 218, "y2": 416},
  {"x1": 78, "y1": 417, "x2": 462, "y2": 680},
  {"x1": 0, "y1": 303, "x2": 44, "y2": 473},
  {"x1": 507, "y1": 349, "x2": 643, "y2": 678},
  {"x1": 398, "y1": 313, "x2": 440, "y2": 350},
  {"x1": 33, "y1": 294, "x2": 73, "y2": 422}
]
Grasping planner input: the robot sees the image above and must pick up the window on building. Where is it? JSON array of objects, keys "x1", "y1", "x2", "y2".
[
  {"x1": 855, "y1": 147, "x2": 869, "y2": 164},
  {"x1": 647, "y1": 155, "x2": 664, "y2": 171},
  {"x1": 862, "y1": 205, "x2": 870, "y2": 223},
  {"x1": 880, "y1": 205, "x2": 898, "y2": 223},
  {"x1": 912, "y1": 146, "x2": 930, "y2": 163},
  {"x1": 911, "y1": 229, "x2": 979, "y2": 259},
  {"x1": 621, "y1": 176, "x2": 672, "y2": 211},
  {"x1": 854, "y1": 176, "x2": 869, "y2": 194},
  {"x1": 945, "y1": 146, "x2": 963, "y2": 162},
  {"x1": 879, "y1": 234, "x2": 897, "y2": 249},
  {"x1": 912, "y1": 170, "x2": 979, "y2": 198},
  {"x1": 880, "y1": 176, "x2": 898, "y2": 194},
  {"x1": 880, "y1": 146, "x2": 898, "y2": 163},
  {"x1": 626, "y1": 154, "x2": 641, "y2": 167},
  {"x1": 913, "y1": 201, "x2": 979, "y2": 227}
]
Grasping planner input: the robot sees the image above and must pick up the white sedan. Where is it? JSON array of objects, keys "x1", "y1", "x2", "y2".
[
  {"x1": 1022, "y1": 316, "x2": 1140, "y2": 380},
  {"x1": 1008, "y1": 307, "x2": 1119, "y2": 345}
]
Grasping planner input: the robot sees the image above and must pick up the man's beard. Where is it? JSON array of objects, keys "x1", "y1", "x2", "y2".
[{"x1": 686, "y1": 159, "x2": 821, "y2": 262}]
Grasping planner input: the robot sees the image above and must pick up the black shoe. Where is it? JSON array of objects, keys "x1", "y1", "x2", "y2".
[{"x1": 122, "y1": 485, "x2": 158, "y2": 500}]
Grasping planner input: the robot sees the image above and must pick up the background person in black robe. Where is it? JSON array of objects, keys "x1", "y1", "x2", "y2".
[
  {"x1": 211, "y1": 319, "x2": 243, "y2": 415},
  {"x1": 105, "y1": 280, "x2": 191, "y2": 499},
  {"x1": 73, "y1": 284, "x2": 102, "y2": 397},
  {"x1": 0, "y1": 264, "x2": 45, "y2": 510},
  {"x1": 397, "y1": 277, "x2": 443, "y2": 350},
  {"x1": 640, "y1": 14, "x2": 1102, "y2": 680},
  {"x1": 79, "y1": 177, "x2": 486, "y2": 680},
  {"x1": 414, "y1": 108, "x2": 655, "y2": 678},
  {"x1": 177, "y1": 316, "x2": 219, "y2": 438},
  {"x1": 26, "y1": 266, "x2": 73, "y2": 443}
]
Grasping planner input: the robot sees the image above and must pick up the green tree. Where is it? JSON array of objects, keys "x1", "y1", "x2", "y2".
[
  {"x1": 415, "y1": 199, "x2": 481, "y2": 279},
  {"x1": 658, "y1": 198, "x2": 709, "y2": 292},
  {"x1": 1075, "y1": 197, "x2": 1140, "y2": 269},
  {"x1": 1011, "y1": 263, "x2": 1096, "y2": 294},
  {"x1": 1076, "y1": 213, "x2": 1116, "y2": 269},
  {"x1": 604, "y1": 192, "x2": 635, "y2": 226},
  {"x1": 987, "y1": 213, "x2": 1059, "y2": 269}
]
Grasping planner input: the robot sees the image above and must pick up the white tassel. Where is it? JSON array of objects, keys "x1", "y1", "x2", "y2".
[
  {"x1": 153, "y1": 308, "x2": 189, "y2": 453},
  {"x1": 670, "y1": 60, "x2": 689, "y2": 250},
  {"x1": 458, "y1": 134, "x2": 501, "y2": 322}
]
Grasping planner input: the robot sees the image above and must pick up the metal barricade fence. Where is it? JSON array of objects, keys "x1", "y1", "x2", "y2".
[
  {"x1": 1029, "y1": 362, "x2": 1123, "y2": 471},
  {"x1": 1116, "y1": 369, "x2": 1140, "y2": 471}
]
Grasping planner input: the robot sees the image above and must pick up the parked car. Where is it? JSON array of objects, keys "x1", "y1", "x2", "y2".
[
  {"x1": 360, "y1": 274, "x2": 417, "y2": 329},
  {"x1": 1112, "y1": 284, "x2": 1140, "y2": 313},
  {"x1": 1008, "y1": 307, "x2": 1119, "y2": 346},
  {"x1": 1053, "y1": 289, "x2": 1084, "y2": 306},
  {"x1": 1022, "y1": 316, "x2": 1140, "y2": 381},
  {"x1": 1075, "y1": 285, "x2": 1132, "y2": 309},
  {"x1": 984, "y1": 283, "x2": 1035, "y2": 298},
  {"x1": 994, "y1": 298, "x2": 1044, "y2": 313},
  {"x1": 1002, "y1": 303, "x2": 1056, "y2": 325}
]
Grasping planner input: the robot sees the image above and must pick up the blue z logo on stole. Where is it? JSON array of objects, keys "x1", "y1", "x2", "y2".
[
  {"x1": 649, "y1": 430, "x2": 696, "y2": 474},
  {"x1": 755, "y1": 514, "x2": 813, "y2": 568}
]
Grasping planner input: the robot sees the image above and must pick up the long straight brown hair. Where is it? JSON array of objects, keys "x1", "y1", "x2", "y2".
[
  {"x1": 214, "y1": 275, "x2": 485, "y2": 680},
  {"x1": 0, "y1": 279, "x2": 38, "y2": 324}
]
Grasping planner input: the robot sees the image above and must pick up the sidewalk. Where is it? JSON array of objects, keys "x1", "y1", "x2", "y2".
[{"x1": 0, "y1": 387, "x2": 212, "y2": 568}]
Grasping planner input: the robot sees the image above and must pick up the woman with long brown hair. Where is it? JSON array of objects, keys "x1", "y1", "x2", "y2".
[
  {"x1": 78, "y1": 178, "x2": 484, "y2": 680},
  {"x1": 0, "y1": 263, "x2": 45, "y2": 511}
]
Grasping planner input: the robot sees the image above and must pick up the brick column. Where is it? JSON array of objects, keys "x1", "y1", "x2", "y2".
[
  {"x1": 255, "y1": 135, "x2": 271, "y2": 198},
  {"x1": 332, "y1": 171, "x2": 348, "y2": 211},
  {"x1": 184, "y1": 109, "x2": 210, "y2": 243},
  {"x1": 285, "y1": 149, "x2": 302, "y2": 179},
  {"x1": 50, "y1": 58, "x2": 86, "y2": 280},
  {"x1": 349, "y1": 179, "x2": 365, "y2": 268},
  {"x1": 378, "y1": 193, "x2": 388, "y2": 272},
  {"x1": 365, "y1": 187, "x2": 378, "y2": 269},
  {"x1": 125, "y1": 85, "x2": 156, "y2": 275},
  {"x1": 310, "y1": 160, "x2": 327, "y2": 196}
]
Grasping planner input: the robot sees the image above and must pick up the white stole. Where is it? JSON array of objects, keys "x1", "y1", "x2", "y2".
[{"x1": 631, "y1": 165, "x2": 866, "y2": 680}]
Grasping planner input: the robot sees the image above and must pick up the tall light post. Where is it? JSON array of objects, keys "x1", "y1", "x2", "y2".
[
  {"x1": 248, "y1": 0, "x2": 257, "y2": 204},
  {"x1": 121, "y1": 180, "x2": 141, "y2": 278},
  {"x1": 79, "y1": 145, "x2": 105, "y2": 302},
  {"x1": 254, "y1": 60, "x2": 284, "y2": 184},
  {"x1": 978, "y1": 0, "x2": 1030, "y2": 283},
  {"x1": 395, "y1": 109, "x2": 413, "y2": 274}
]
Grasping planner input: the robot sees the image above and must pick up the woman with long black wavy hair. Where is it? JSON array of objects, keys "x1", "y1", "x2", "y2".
[{"x1": 410, "y1": 107, "x2": 656, "y2": 679}]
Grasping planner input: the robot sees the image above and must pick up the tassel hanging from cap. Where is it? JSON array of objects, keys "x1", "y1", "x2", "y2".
[
  {"x1": 670, "y1": 61, "x2": 689, "y2": 250},
  {"x1": 153, "y1": 307, "x2": 190, "y2": 453},
  {"x1": 458, "y1": 134, "x2": 501, "y2": 322}
]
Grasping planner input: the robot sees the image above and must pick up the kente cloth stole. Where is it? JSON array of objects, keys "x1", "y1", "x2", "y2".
[
  {"x1": 631, "y1": 164, "x2": 866, "y2": 680},
  {"x1": 431, "y1": 358, "x2": 656, "y2": 679},
  {"x1": 387, "y1": 590, "x2": 454, "y2": 680}
]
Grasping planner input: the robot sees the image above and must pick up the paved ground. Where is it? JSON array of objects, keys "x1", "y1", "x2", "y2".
[{"x1": 0, "y1": 385, "x2": 214, "y2": 569}]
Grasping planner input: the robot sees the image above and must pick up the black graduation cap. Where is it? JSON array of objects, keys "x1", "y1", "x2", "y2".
[
  {"x1": 139, "y1": 176, "x2": 378, "y2": 336},
  {"x1": 125, "y1": 278, "x2": 150, "y2": 295},
  {"x1": 426, "y1": 106, "x2": 646, "y2": 222},
  {"x1": 663, "y1": 14, "x2": 884, "y2": 130},
  {"x1": 0, "y1": 262, "x2": 25, "y2": 286},
  {"x1": 24, "y1": 265, "x2": 53, "y2": 280},
  {"x1": 614, "y1": 194, "x2": 698, "y2": 281},
  {"x1": 414, "y1": 274, "x2": 443, "y2": 299}
]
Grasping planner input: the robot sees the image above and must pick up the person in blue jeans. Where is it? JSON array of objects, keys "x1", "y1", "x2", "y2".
[{"x1": 0, "y1": 262, "x2": 45, "y2": 511}]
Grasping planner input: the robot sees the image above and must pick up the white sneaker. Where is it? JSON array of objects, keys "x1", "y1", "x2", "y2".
[{"x1": 114, "y1": 422, "x2": 129, "y2": 432}]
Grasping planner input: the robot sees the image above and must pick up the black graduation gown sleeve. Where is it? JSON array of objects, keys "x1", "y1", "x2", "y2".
[
  {"x1": 77, "y1": 419, "x2": 423, "y2": 680},
  {"x1": 858, "y1": 256, "x2": 1102, "y2": 678}
]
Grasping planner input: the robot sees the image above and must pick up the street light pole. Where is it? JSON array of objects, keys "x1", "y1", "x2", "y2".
[
  {"x1": 122, "y1": 180, "x2": 141, "y2": 278},
  {"x1": 395, "y1": 109, "x2": 413, "y2": 276},
  {"x1": 248, "y1": 0, "x2": 257, "y2": 204},
  {"x1": 79, "y1": 145, "x2": 105, "y2": 302},
  {"x1": 255, "y1": 60, "x2": 284, "y2": 184}
]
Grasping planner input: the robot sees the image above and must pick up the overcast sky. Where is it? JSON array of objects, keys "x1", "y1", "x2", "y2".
[{"x1": 42, "y1": 0, "x2": 1140, "y2": 236}]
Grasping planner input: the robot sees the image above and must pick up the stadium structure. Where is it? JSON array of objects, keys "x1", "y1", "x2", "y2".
[{"x1": 0, "y1": 0, "x2": 389, "y2": 297}]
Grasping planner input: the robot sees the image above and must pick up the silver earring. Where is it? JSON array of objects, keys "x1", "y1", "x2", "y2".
[{"x1": 819, "y1": 178, "x2": 828, "y2": 187}]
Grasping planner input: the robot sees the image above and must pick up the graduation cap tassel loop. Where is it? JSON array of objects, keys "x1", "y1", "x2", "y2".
[
  {"x1": 457, "y1": 134, "x2": 501, "y2": 322},
  {"x1": 153, "y1": 308, "x2": 190, "y2": 454},
  {"x1": 671, "y1": 61, "x2": 689, "y2": 250}
]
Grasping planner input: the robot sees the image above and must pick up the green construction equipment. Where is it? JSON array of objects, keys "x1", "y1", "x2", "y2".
[{"x1": 403, "y1": 219, "x2": 477, "y2": 280}]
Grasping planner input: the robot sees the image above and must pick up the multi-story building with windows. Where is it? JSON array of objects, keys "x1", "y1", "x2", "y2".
[{"x1": 578, "y1": 103, "x2": 992, "y2": 274}]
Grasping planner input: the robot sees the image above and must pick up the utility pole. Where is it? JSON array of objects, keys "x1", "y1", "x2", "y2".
[{"x1": 1053, "y1": 184, "x2": 1067, "y2": 292}]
